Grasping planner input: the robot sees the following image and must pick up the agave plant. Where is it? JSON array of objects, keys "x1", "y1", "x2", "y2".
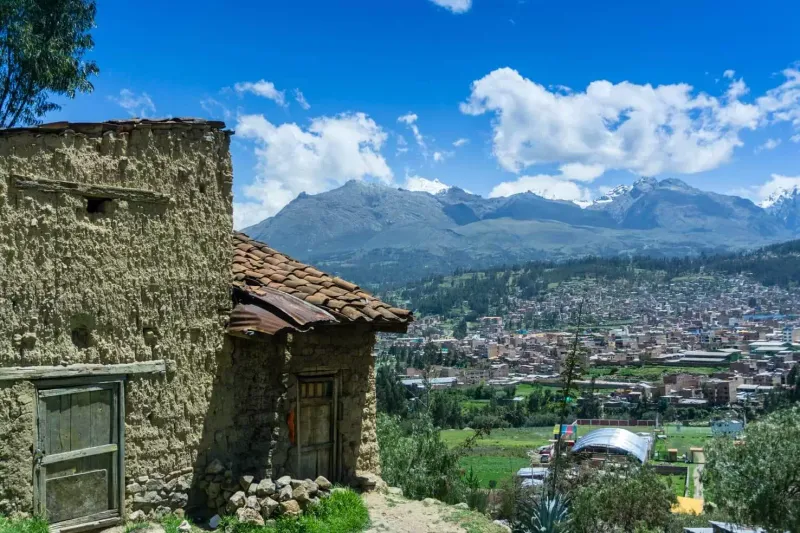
[{"x1": 513, "y1": 492, "x2": 572, "y2": 533}]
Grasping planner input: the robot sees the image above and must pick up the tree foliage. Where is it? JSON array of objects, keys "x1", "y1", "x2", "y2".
[
  {"x1": 0, "y1": 0, "x2": 98, "y2": 128},
  {"x1": 569, "y1": 465, "x2": 676, "y2": 533},
  {"x1": 376, "y1": 413, "x2": 467, "y2": 502},
  {"x1": 395, "y1": 239, "x2": 800, "y2": 318},
  {"x1": 704, "y1": 406, "x2": 800, "y2": 533}
]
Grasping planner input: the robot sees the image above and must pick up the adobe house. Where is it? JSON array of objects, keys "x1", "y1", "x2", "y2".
[{"x1": 0, "y1": 119, "x2": 411, "y2": 530}]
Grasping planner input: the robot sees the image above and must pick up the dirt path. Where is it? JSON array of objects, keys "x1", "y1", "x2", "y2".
[
  {"x1": 693, "y1": 465, "x2": 704, "y2": 499},
  {"x1": 363, "y1": 492, "x2": 506, "y2": 533}
]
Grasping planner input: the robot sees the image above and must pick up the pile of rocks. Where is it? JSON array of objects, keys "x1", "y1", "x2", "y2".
[
  {"x1": 126, "y1": 467, "x2": 194, "y2": 520},
  {"x1": 199, "y1": 460, "x2": 334, "y2": 525}
]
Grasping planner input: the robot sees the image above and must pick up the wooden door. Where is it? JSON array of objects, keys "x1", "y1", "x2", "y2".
[
  {"x1": 35, "y1": 381, "x2": 123, "y2": 528},
  {"x1": 297, "y1": 377, "x2": 337, "y2": 481}
]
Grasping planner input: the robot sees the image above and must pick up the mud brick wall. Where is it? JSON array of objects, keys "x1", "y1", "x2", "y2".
[
  {"x1": 0, "y1": 121, "x2": 233, "y2": 515},
  {"x1": 189, "y1": 324, "x2": 379, "y2": 512}
]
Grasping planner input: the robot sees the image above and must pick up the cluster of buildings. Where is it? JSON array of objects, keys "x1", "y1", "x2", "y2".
[{"x1": 381, "y1": 273, "x2": 800, "y2": 408}]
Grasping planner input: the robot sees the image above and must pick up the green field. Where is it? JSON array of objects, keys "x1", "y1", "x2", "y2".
[
  {"x1": 442, "y1": 427, "x2": 555, "y2": 450},
  {"x1": 443, "y1": 424, "x2": 712, "y2": 488},
  {"x1": 653, "y1": 425, "x2": 712, "y2": 458},
  {"x1": 515, "y1": 383, "x2": 562, "y2": 396},
  {"x1": 661, "y1": 473, "x2": 687, "y2": 497},
  {"x1": 459, "y1": 455, "x2": 531, "y2": 488}
]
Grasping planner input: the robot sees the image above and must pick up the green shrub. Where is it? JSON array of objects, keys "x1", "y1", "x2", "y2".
[
  {"x1": 222, "y1": 487, "x2": 369, "y2": 533},
  {"x1": 0, "y1": 516, "x2": 48, "y2": 533},
  {"x1": 377, "y1": 413, "x2": 466, "y2": 503}
]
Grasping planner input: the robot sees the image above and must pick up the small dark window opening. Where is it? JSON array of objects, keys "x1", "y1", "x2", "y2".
[
  {"x1": 198, "y1": 183, "x2": 207, "y2": 194},
  {"x1": 86, "y1": 197, "x2": 112, "y2": 214},
  {"x1": 71, "y1": 326, "x2": 91, "y2": 349}
]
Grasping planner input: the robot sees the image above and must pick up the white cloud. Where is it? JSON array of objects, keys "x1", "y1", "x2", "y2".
[
  {"x1": 433, "y1": 150, "x2": 454, "y2": 162},
  {"x1": 109, "y1": 89, "x2": 155, "y2": 117},
  {"x1": 734, "y1": 174, "x2": 800, "y2": 208},
  {"x1": 234, "y1": 80, "x2": 287, "y2": 106},
  {"x1": 791, "y1": 134, "x2": 800, "y2": 143},
  {"x1": 453, "y1": 138, "x2": 469, "y2": 147},
  {"x1": 396, "y1": 134, "x2": 409, "y2": 154},
  {"x1": 461, "y1": 67, "x2": 800, "y2": 178},
  {"x1": 723, "y1": 69, "x2": 736, "y2": 79},
  {"x1": 403, "y1": 175, "x2": 451, "y2": 194},
  {"x1": 397, "y1": 112, "x2": 427, "y2": 153},
  {"x1": 428, "y1": 0, "x2": 471, "y2": 14},
  {"x1": 200, "y1": 97, "x2": 232, "y2": 122},
  {"x1": 755, "y1": 138, "x2": 781, "y2": 153},
  {"x1": 489, "y1": 174, "x2": 593, "y2": 204},
  {"x1": 294, "y1": 89, "x2": 310, "y2": 110},
  {"x1": 233, "y1": 112, "x2": 392, "y2": 229},
  {"x1": 756, "y1": 67, "x2": 800, "y2": 131},
  {"x1": 397, "y1": 113, "x2": 418, "y2": 125},
  {"x1": 558, "y1": 163, "x2": 605, "y2": 181}
]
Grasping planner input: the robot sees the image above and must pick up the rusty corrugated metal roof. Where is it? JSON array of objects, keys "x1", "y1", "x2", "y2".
[{"x1": 228, "y1": 303, "x2": 302, "y2": 336}]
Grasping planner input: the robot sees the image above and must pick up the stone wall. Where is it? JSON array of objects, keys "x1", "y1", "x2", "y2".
[
  {"x1": 0, "y1": 121, "x2": 233, "y2": 515},
  {"x1": 175, "y1": 325, "x2": 379, "y2": 518}
]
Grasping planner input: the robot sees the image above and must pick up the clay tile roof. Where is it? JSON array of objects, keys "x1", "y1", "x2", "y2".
[{"x1": 232, "y1": 232, "x2": 412, "y2": 331}]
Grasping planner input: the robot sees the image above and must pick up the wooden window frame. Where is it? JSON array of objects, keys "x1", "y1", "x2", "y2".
[
  {"x1": 33, "y1": 376, "x2": 126, "y2": 532},
  {"x1": 295, "y1": 373, "x2": 339, "y2": 482}
]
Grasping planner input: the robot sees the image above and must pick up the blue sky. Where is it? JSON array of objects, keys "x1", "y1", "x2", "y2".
[{"x1": 48, "y1": 0, "x2": 800, "y2": 227}]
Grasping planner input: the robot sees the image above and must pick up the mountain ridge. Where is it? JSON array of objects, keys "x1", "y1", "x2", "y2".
[{"x1": 242, "y1": 177, "x2": 800, "y2": 285}]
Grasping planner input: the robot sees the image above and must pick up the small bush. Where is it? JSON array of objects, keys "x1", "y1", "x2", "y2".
[
  {"x1": 0, "y1": 516, "x2": 48, "y2": 533},
  {"x1": 222, "y1": 488, "x2": 369, "y2": 533},
  {"x1": 377, "y1": 413, "x2": 466, "y2": 503}
]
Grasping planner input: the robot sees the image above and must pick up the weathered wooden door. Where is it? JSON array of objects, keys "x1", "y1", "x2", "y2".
[
  {"x1": 35, "y1": 381, "x2": 124, "y2": 529},
  {"x1": 297, "y1": 377, "x2": 337, "y2": 481}
]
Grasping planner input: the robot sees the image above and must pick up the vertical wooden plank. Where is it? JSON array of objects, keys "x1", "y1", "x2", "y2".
[
  {"x1": 89, "y1": 389, "x2": 112, "y2": 447},
  {"x1": 59, "y1": 394, "x2": 71, "y2": 453},
  {"x1": 36, "y1": 396, "x2": 46, "y2": 516},
  {"x1": 296, "y1": 381, "x2": 301, "y2": 478},
  {"x1": 333, "y1": 375, "x2": 339, "y2": 482},
  {"x1": 45, "y1": 397, "x2": 62, "y2": 455},
  {"x1": 70, "y1": 392, "x2": 91, "y2": 451},
  {"x1": 115, "y1": 381, "x2": 124, "y2": 514},
  {"x1": 318, "y1": 449, "x2": 331, "y2": 480}
]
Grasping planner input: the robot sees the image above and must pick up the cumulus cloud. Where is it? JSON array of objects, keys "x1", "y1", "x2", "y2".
[
  {"x1": 489, "y1": 174, "x2": 593, "y2": 204},
  {"x1": 109, "y1": 89, "x2": 155, "y2": 117},
  {"x1": 453, "y1": 138, "x2": 469, "y2": 147},
  {"x1": 233, "y1": 112, "x2": 392, "y2": 229},
  {"x1": 294, "y1": 89, "x2": 310, "y2": 110},
  {"x1": 403, "y1": 175, "x2": 451, "y2": 194},
  {"x1": 558, "y1": 163, "x2": 606, "y2": 181},
  {"x1": 755, "y1": 67, "x2": 800, "y2": 132},
  {"x1": 461, "y1": 66, "x2": 800, "y2": 178},
  {"x1": 234, "y1": 80, "x2": 287, "y2": 106},
  {"x1": 733, "y1": 174, "x2": 800, "y2": 207},
  {"x1": 428, "y1": 0, "x2": 471, "y2": 14},
  {"x1": 791, "y1": 134, "x2": 800, "y2": 143}
]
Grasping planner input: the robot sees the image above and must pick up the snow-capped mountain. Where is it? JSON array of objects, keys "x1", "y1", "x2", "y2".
[
  {"x1": 762, "y1": 186, "x2": 800, "y2": 232},
  {"x1": 402, "y1": 176, "x2": 451, "y2": 195},
  {"x1": 593, "y1": 184, "x2": 633, "y2": 205},
  {"x1": 760, "y1": 185, "x2": 800, "y2": 209}
]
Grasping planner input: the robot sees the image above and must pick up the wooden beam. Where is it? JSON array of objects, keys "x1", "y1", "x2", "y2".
[
  {"x1": 0, "y1": 360, "x2": 167, "y2": 381},
  {"x1": 12, "y1": 175, "x2": 172, "y2": 204},
  {"x1": 42, "y1": 443, "x2": 118, "y2": 465}
]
